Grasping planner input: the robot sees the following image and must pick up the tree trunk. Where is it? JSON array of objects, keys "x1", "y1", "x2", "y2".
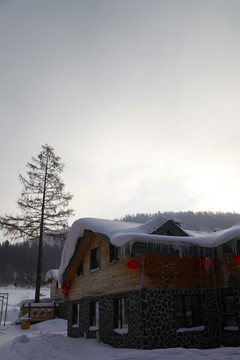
[
  {"x1": 35, "y1": 233, "x2": 43, "y2": 303},
  {"x1": 35, "y1": 160, "x2": 48, "y2": 303}
]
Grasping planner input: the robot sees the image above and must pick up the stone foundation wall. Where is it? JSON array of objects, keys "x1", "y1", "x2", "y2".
[
  {"x1": 67, "y1": 287, "x2": 240, "y2": 349},
  {"x1": 220, "y1": 287, "x2": 240, "y2": 347},
  {"x1": 56, "y1": 301, "x2": 68, "y2": 320}
]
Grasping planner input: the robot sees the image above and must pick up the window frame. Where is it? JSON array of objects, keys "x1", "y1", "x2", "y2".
[
  {"x1": 90, "y1": 246, "x2": 100, "y2": 271},
  {"x1": 110, "y1": 244, "x2": 120, "y2": 263},
  {"x1": 114, "y1": 297, "x2": 128, "y2": 329},
  {"x1": 77, "y1": 261, "x2": 83, "y2": 276},
  {"x1": 72, "y1": 303, "x2": 80, "y2": 327},
  {"x1": 223, "y1": 294, "x2": 238, "y2": 327},
  {"x1": 90, "y1": 301, "x2": 99, "y2": 327},
  {"x1": 175, "y1": 295, "x2": 202, "y2": 329}
]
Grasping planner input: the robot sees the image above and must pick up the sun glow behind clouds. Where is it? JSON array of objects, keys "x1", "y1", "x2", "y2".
[{"x1": 189, "y1": 165, "x2": 240, "y2": 214}]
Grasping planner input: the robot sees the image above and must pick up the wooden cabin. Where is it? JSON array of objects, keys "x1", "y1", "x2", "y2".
[
  {"x1": 46, "y1": 269, "x2": 68, "y2": 319},
  {"x1": 46, "y1": 269, "x2": 64, "y2": 302},
  {"x1": 58, "y1": 216, "x2": 240, "y2": 349}
]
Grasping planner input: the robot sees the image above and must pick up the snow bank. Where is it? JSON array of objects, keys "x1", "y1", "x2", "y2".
[{"x1": 1, "y1": 318, "x2": 240, "y2": 360}]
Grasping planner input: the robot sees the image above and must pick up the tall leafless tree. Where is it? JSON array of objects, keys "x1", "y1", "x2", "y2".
[{"x1": 0, "y1": 144, "x2": 74, "y2": 302}]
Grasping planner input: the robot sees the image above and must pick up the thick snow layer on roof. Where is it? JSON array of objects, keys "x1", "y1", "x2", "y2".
[
  {"x1": 58, "y1": 216, "x2": 173, "y2": 284},
  {"x1": 58, "y1": 216, "x2": 240, "y2": 285},
  {"x1": 46, "y1": 269, "x2": 59, "y2": 282}
]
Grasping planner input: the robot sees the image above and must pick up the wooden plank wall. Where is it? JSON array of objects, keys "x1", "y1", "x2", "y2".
[
  {"x1": 50, "y1": 280, "x2": 64, "y2": 301},
  {"x1": 66, "y1": 232, "x2": 142, "y2": 301},
  {"x1": 141, "y1": 253, "x2": 215, "y2": 289},
  {"x1": 65, "y1": 231, "x2": 240, "y2": 301},
  {"x1": 214, "y1": 253, "x2": 240, "y2": 287}
]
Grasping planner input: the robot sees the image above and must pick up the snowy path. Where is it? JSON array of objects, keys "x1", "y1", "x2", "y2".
[
  {"x1": 1, "y1": 320, "x2": 240, "y2": 360},
  {"x1": 1, "y1": 286, "x2": 240, "y2": 360}
]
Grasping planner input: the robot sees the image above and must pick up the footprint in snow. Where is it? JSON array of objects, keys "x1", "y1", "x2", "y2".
[{"x1": 16, "y1": 334, "x2": 29, "y2": 343}]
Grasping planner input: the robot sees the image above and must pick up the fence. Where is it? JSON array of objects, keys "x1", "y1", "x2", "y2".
[
  {"x1": 0, "y1": 293, "x2": 8, "y2": 326},
  {"x1": 21, "y1": 302, "x2": 56, "y2": 323}
]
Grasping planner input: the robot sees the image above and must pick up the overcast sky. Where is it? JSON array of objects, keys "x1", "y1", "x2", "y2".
[{"x1": 0, "y1": 0, "x2": 240, "y2": 228}]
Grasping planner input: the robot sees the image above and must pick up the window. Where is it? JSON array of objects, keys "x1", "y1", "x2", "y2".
[
  {"x1": 175, "y1": 295, "x2": 202, "y2": 329},
  {"x1": 110, "y1": 244, "x2": 120, "y2": 262},
  {"x1": 72, "y1": 303, "x2": 80, "y2": 326},
  {"x1": 90, "y1": 301, "x2": 99, "y2": 327},
  {"x1": 114, "y1": 298, "x2": 128, "y2": 329},
  {"x1": 90, "y1": 246, "x2": 99, "y2": 270},
  {"x1": 224, "y1": 295, "x2": 238, "y2": 327},
  {"x1": 77, "y1": 261, "x2": 83, "y2": 276}
]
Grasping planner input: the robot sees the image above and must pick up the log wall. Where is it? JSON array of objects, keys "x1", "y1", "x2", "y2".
[
  {"x1": 66, "y1": 232, "x2": 141, "y2": 301},
  {"x1": 64, "y1": 231, "x2": 240, "y2": 302},
  {"x1": 141, "y1": 253, "x2": 215, "y2": 289}
]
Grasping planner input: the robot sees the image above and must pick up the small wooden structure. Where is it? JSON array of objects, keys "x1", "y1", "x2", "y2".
[
  {"x1": 46, "y1": 269, "x2": 64, "y2": 302},
  {"x1": 21, "y1": 319, "x2": 30, "y2": 329},
  {"x1": 21, "y1": 301, "x2": 56, "y2": 323}
]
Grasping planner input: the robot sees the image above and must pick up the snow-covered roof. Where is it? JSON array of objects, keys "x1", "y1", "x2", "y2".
[
  {"x1": 46, "y1": 269, "x2": 59, "y2": 282},
  {"x1": 58, "y1": 215, "x2": 240, "y2": 285}
]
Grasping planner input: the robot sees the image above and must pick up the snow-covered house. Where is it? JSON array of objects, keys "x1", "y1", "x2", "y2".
[
  {"x1": 46, "y1": 269, "x2": 64, "y2": 302},
  {"x1": 45, "y1": 269, "x2": 68, "y2": 320},
  {"x1": 58, "y1": 215, "x2": 240, "y2": 349}
]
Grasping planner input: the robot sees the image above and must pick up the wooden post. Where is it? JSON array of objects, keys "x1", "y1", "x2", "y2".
[
  {"x1": 29, "y1": 302, "x2": 31, "y2": 321},
  {"x1": 96, "y1": 330, "x2": 100, "y2": 342}
]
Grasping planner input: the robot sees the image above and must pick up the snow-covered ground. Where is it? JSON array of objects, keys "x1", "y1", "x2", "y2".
[
  {"x1": 1, "y1": 286, "x2": 240, "y2": 360},
  {"x1": 0, "y1": 285, "x2": 50, "y2": 324}
]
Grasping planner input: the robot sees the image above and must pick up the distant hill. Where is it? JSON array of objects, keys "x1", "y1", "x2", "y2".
[
  {"x1": 119, "y1": 211, "x2": 240, "y2": 232},
  {"x1": 0, "y1": 240, "x2": 63, "y2": 286}
]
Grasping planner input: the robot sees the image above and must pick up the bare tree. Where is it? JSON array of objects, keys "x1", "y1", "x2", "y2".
[{"x1": 0, "y1": 144, "x2": 74, "y2": 302}]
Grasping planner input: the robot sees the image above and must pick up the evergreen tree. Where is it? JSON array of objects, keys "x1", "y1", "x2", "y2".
[{"x1": 0, "y1": 144, "x2": 74, "y2": 302}]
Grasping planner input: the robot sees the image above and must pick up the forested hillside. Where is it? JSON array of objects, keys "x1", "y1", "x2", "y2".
[
  {"x1": 120, "y1": 211, "x2": 240, "y2": 232},
  {"x1": 0, "y1": 240, "x2": 63, "y2": 286}
]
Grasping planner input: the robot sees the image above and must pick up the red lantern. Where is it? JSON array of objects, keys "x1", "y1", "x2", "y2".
[
  {"x1": 233, "y1": 255, "x2": 240, "y2": 265},
  {"x1": 127, "y1": 260, "x2": 140, "y2": 274},
  {"x1": 61, "y1": 284, "x2": 69, "y2": 294},
  {"x1": 200, "y1": 257, "x2": 211, "y2": 269}
]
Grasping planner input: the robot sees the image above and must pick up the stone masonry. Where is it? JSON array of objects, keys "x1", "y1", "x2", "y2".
[{"x1": 67, "y1": 287, "x2": 240, "y2": 349}]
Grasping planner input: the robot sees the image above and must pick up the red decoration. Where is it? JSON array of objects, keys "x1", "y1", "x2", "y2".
[
  {"x1": 233, "y1": 255, "x2": 240, "y2": 265},
  {"x1": 61, "y1": 284, "x2": 69, "y2": 294},
  {"x1": 127, "y1": 260, "x2": 140, "y2": 271},
  {"x1": 200, "y1": 257, "x2": 212, "y2": 269}
]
